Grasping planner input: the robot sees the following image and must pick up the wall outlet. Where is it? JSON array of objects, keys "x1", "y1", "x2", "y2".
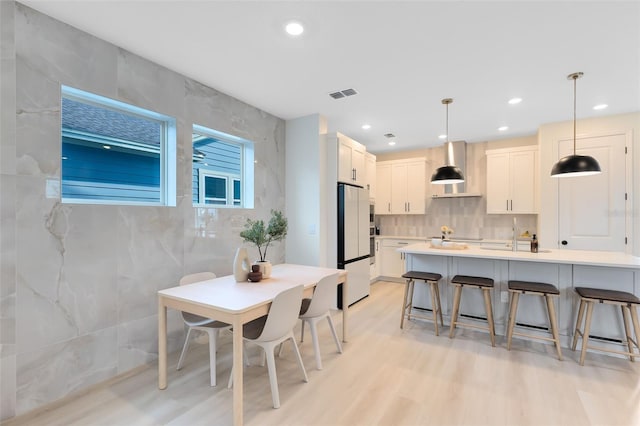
[{"x1": 500, "y1": 291, "x2": 509, "y2": 303}]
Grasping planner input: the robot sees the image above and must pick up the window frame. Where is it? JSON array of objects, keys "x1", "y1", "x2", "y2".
[
  {"x1": 192, "y1": 124, "x2": 254, "y2": 209},
  {"x1": 60, "y1": 85, "x2": 176, "y2": 206}
]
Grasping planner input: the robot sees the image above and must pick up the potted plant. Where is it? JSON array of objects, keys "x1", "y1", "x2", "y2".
[{"x1": 239, "y1": 209, "x2": 288, "y2": 278}]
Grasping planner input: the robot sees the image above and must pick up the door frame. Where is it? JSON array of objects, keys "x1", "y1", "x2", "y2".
[{"x1": 553, "y1": 130, "x2": 633, "y2": 253}]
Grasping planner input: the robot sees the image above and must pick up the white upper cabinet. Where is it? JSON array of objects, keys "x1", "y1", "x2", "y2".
[
  {"x1": 337, "y1": 134, "x2": 366, "y2": 187},
  {"x1": 486, "y1": 146, "x2": 538, "y2": 214},
  {"x1": 376, "y1": 158, "x2": 426, "y2": 215},
  {"x1": 365, "y1": 152, "x2": 376, "y2": 200}
]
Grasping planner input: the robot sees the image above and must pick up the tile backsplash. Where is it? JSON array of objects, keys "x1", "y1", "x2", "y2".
[{"x1": 377, "y1": 196, "x2": 537, "y2": 240}]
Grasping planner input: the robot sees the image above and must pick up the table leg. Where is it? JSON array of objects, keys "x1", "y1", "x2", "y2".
[
  {"x1": 158, "y1": 298, "x2": 167, "y2": 390},
  {"x1": 232, "y1": 316, "x2": 244, "y2": 426},
  {"x1": 342, "y1": 275, "x2": 349, "y2": 342}
]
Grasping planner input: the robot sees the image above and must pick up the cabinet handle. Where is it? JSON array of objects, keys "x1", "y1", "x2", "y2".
[
  {"x1": 376, "y1": 241, "x2": 379, "y2": 251},
  {"x1": 407, "y1": 202, "x2": 410, "y2": 212},
  {"x1": 388, "y1": 202, "x2": 390, "y2": 212},
  {"x1": 397, "y1": 242, "x2": 409, "y2": 245},
  {"x1": 510, "y1": 200, "x2": 513, "y2": 211},
  {"x1": 506, "y1": 200, "x2": 509, "y2": 210}
]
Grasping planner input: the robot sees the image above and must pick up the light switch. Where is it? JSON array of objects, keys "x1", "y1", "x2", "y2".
[{"x1": 500, "y1": 291, "x2": 509, "y2": 303}]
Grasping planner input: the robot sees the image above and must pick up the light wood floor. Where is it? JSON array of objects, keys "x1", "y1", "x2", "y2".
[{"x1": 5, "y1": 280, "x2": 640, "y2": 426}]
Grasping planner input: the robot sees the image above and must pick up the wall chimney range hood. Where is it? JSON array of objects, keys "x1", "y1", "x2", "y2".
[{"x1": 431, "y1": 141, "x2": 482, "y2": 199}]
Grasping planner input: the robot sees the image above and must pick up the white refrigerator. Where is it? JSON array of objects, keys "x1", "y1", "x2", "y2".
[{"x1": 337, "y1": 183, "x2": 370, "y2": 307}]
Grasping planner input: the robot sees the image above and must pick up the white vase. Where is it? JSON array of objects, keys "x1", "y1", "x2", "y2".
[
  {"x1": 233, "y1": 248, "x2": 250, "y2": 282},
  {"x1": 254, "y1": 260, "x2": 272, "y2": 279}
]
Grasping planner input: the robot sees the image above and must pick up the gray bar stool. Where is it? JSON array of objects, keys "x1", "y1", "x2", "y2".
[
  {"x1": 400, "y1": 271, "x2": 443, "y2": 335},
  {"x1": 506, "y1": 280, "x2": 562, "y2": 360},
  {"x1": 572, "y1": 287, "x2": 640, "y2": 366},
  {"x1": 449, "y1": 275, "x2": 496, "y2": 346}
]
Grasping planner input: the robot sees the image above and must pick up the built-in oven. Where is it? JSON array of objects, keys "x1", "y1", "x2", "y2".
[
  {"x1": 369, "y1": 203, "x2": 376, "y2": 264},
  {"x1": 369, "y1": 225, "x2": 375, "y2": 265}
]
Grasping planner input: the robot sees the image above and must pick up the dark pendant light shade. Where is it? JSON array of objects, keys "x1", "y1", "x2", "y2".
[
  {"x1": 431, "y1": 165, "x2": 465, "y2": 184},
  {"x1": 431, "y1": 98, "x2": 465, "y2": 184},
  {"x1": 550, "y1": 154, "x2": 601, "y2": 177},
  {"x1": 550, "y1": 72, "x2": 602, "y2": 178}
]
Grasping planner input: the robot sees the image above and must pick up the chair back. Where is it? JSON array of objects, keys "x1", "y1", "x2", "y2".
[
  {"x1": 180, "y1": 272, "x2": 216, "y2": 286},
  {"x1": 304, "y1": 273, "x2": 340, "y2": 318},
  {"x1": 255, "y1": 285, "x2": 304, "y2": 342}
]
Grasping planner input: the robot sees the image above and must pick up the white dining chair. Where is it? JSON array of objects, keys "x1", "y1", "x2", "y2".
[
  {"x1": 176, "y1": 272, "x2": 231, "y2": 386},
  {"x1": 228, "y1": 284, "x2": 308, "y2": 409},
  {"x1": 298, "y1": 273, "x2": 343, "y2": 370}
]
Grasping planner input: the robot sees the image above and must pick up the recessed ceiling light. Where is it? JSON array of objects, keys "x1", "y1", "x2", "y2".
[
  {"x1": 498, "y1": 126, "x2": 509, "y2": 131},
  {"x1": 388, "y1": 141, "x2": 396, "y2": 146},
  {"x1": 593, "y1": 104, "x2": 608, "y2": 110},
  {"x1": 285, "y1": 21, "x2": 304, "y2": 36},
  {"x1": 438, "y1": 134, "x2": 447, "y2": 139},
  {"x1": 362, "y1": 124, "x2": 371, "y2": 130},
  {"x1": 102, "y1": 145, "x2": 111, "y2": 149},
  {"x1": 508, "y1": 97, "x2": 522, "y2": 105}
]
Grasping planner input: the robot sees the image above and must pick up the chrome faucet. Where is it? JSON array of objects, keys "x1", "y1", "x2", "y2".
[{"x1": 512, "y1": 217, "x2": 518, "y2": 252}]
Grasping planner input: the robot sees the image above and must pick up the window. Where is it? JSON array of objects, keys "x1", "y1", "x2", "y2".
[
  {"x1": 192, "y1": 125, "x2": 254, "y2": 208},
  {"x1": 61, "y1": 86, "x2": 176, "y2": 205}
]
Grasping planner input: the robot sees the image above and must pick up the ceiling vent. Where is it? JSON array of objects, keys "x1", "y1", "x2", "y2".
[
  {"x1": 329, "y1": 88, "x2": 358, "y2": 99},
  {"x1": 384, "y1": 133, "x2": 395, "y2": 138}
]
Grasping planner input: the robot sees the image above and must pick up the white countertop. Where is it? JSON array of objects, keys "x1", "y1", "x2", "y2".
[{"x1": 399, "y1": 242, "x2": 640, "y2": 269}]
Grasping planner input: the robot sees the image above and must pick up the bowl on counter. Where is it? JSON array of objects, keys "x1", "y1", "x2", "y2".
[{"x1": 431, "y1": 238, "x2": 443, "y2": 247}]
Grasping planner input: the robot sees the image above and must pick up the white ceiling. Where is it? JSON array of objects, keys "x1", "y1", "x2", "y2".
[{"x1": 18, "y1": 1, "x2": 640, "y2": 154}]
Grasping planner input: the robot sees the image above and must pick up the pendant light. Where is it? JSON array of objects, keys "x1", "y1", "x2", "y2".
[
  {"x1": 550, "y1": 72, "x2": 601, "y2": 177},
  {"x1": 431, "y1": 98, "x2": 464, "y2": 184}
]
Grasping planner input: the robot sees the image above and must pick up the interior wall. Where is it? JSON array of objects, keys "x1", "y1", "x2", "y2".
[
  {"x1": 538, "y1": 112, "x2": 640, "y2": 252},
  {"x1": 0, "y1": 2, "x2": 285, "y2": 419}
]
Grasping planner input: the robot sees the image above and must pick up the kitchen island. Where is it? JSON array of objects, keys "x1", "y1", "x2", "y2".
[{"x1": 398, "y1": 243, "x2": 640, "y2": 353}]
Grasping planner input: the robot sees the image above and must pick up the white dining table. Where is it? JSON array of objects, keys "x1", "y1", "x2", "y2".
[{"x1": 157, "y1": 263, "x2": 349, "y2": 426}]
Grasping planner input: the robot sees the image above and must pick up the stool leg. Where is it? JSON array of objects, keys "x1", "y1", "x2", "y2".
[
  {"x1": 400, "y1": 279, "x2": 412, "y2": 329},
  {"x1": 449, "y1": 285, "x2": 462, "y2": 339},
  {"x1": 545, "y1": 294, "x2": 563, "y2": 361},
  {"x1": 621, "y1": 305, "x2": 634, "y2": 361},
  {"x1": 407, "y1": 280, "x2": 416, "y2": 321},
  {"x1": 572, "y1": 299, "x2": 586, "y2": 351},
  {"x1": 482, "y1": 288, "x2": 496, "y2": 347},
  {"x1": 630, "y1": 305, "x2": 640, "y2": 359},
  {"x1": 579, "y1": 301, "x2": 594, "y2": 366},
  {"x1": 434, "y1": 282, "x2": 444, "y2": 327},
  {"x1": 429, "y1": 282, "x2": 439, "y2": 336},
  {"x1": 506, "y1": 291, "x2": 519, "y2": 351}
]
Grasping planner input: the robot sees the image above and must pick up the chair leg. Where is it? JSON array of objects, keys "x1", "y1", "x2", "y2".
[
  {"x1": 429, "y1": 282, "x2": 439, "y2": 336},
  {"x1": 300, "y1": 320, "x2": 306, "y2": 342},
  {"x1": 572, "y1": 299, "x2": 586, "y2": 351},
  {"x1": 482, "y1": 288, "x2": 496, "y2": 347},
  {"x1": 579, "y1": 301, "x2": 595, "y2": 366},
  {"x1": 289, "y1": 335, "x2": 309, "y2": 383},
  {"x1": 309, "y1": 320, "x2": 322, "y2": 370},
  {"x1": 434, "y1": 282, "x2": 444, "y2": 326},
  {"x1": 326, "y1": 314, "x2": 343, "y2": 354},
  {"x1": 263, "y1": 343, "x2": 281, "y2": 409},
  {"x1": 207, "y1": 328, "x2": 217, "y2": 386},
  {"x1": 545, "y1": 295, "x2": 563, "y2": 361},
  {"x1": 176, "y1": 327, "x2": 194, "y2": 371},
  {"x1": 621, "y1": 305, "x2": 634, "y2": 362},
  {"x1": 449, "y1": 285, "x2": 462, "y2": 339},
  {"x1": 400, "y1": 279, "x2": 411, "y2": 329},
  {"x1": 630, "y1": 305, "x2": 640, "y2": 359},
  {"x1": 506, "y1": 291, "x2": 519, "y2": 351}
]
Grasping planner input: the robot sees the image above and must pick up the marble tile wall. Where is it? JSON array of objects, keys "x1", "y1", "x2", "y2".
[{"x1": 0, "y1": 2, "x2": 286, "y2": 419}]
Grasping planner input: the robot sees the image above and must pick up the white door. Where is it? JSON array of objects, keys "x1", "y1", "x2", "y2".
[
  {"x1": 376, "y1": 164, "x2": 392, "y2": 214},
  {"x1": 558, "y1": 133, "x2": 627, "y2": 251}
]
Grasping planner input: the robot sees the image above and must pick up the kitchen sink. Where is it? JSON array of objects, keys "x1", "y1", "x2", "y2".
[{"x1": 480, "y1": 246, "x2": 551, "y2": 253}]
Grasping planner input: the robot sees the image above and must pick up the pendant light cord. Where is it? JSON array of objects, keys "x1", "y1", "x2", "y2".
[{"x1": 573, "y1": 74, "x2": 577, "y2": 155}]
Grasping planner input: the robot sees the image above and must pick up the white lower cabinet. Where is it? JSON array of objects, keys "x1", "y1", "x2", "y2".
[{"x1": 379, "y1": 238, "x2": 425, "y2": 279}]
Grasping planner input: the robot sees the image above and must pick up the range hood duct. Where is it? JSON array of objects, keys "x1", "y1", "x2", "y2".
[{"x1": 432, "y1": 141, "x2": 482, "y2": 198}]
